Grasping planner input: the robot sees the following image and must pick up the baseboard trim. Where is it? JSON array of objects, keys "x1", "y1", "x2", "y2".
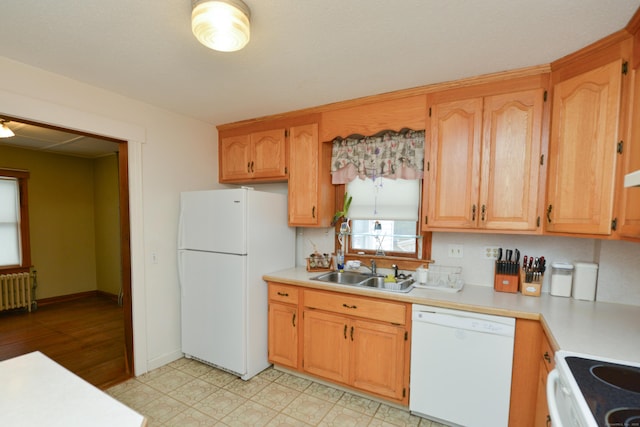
[
  {"x1": 37, "y1": 290, "x2": 119, "y2": 307},
  {"x1": 145, "y1": 350, "x2": 184, "y2": 374}
]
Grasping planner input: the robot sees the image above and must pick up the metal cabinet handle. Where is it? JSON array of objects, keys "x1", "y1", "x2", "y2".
[
  {"x1": 277, "y1": 291, "x2": 289, "y2": 297},
  {"x1": 344, "y1": 324, "x2": 347, "y2": 339},
  {"x1": 472, "y1": 204, "x2": 477, "y2": 221},
  {"x1": 292, "y1": 312, "x2": 296, "y2": 327},
  {"x1": 350, "y1": 326, "x2": 354, "y2": 341},
  {"x1": 250, "y1": 161, "x2": 254, "y2": 173},
  {"x1": 546, "y1": 204, "x2": 553, "y2": 223},
  {"x1": 546, "y1": 415, "x2": 551, "y2": 427},
  {"x1": 247, "y1": 162, "x2": 251, "y2": 173},
  {"x1": 342, "y1": 304, "x2": 357, "y2": 309},
  {"x1": 312, "y1": 206, "x2": 316, "y2": 219},
  {"x1": 544, "y1": 351, "x2": 551, "y2": 364},
  {"x1": 481, "y1": 204, "x2": 486, "y2": 221}
]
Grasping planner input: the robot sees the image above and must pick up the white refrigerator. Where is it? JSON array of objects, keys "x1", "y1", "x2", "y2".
[{"x1": 178, "y1": 188, "x2": 295, "y2": 380}]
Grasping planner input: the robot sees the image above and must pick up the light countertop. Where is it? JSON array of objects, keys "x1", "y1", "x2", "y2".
[
  {"x1": 0, "y1": 351, "x2": 146, "y2": 427},
  {"x1": 264, "y1": 267, "x2": 640, "y2": 364}
]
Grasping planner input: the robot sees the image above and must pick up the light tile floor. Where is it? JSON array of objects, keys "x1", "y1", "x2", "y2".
[{"x1": 107, "y1": 358, "x2": 448, "y2": 427}]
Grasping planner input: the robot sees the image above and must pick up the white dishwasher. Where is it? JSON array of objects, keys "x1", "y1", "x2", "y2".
[{"x1": 410, "y1": 304, "x2": 515, "y2": 427}]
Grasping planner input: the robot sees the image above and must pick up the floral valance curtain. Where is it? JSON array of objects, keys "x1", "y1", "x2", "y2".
[{"x1": 330, "y1": 129, "x2": 425, "y2": 184}]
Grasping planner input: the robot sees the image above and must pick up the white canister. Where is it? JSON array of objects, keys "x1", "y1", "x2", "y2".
[
  {"x1": 572, "y1": 262, "x2": 598, "y2": 301},
  {"x1": 415, "y1": 266, "x2": 428, "y2": 284},
  {"x1": 550, "y1": 262, "x2": 574, "y2": 297}
]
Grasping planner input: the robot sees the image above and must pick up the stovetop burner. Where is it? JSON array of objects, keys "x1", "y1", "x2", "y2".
[
  {"x1": 565, "y1": 357, "x2": 640, "y2": 427},
  {"x1": 606, "y1": 408, "x2": 640, "y2": 427},
  {"x1": 592, "y1": 365, "x2": 640, "y2": 394}
]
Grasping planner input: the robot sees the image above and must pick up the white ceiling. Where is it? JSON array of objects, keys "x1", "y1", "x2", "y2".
[
  {"x1": 0, "y1": 1, "x2": 639, "y2": 148},
  {"x1": 0, "y1": 121, "x2": 120, "y2": 159}
]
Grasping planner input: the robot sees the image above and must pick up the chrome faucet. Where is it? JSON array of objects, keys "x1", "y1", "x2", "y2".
[{"x1": 360, "y1": 259, "x2": 378, "y2": 275}]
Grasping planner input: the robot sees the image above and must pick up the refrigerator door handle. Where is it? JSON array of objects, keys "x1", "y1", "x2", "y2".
[
  {"x1": 177, "y1": 205, "x2": 185, "y2": 249},
  {"x1": 178, "y1": 251, "x2": 185, "y2": 296}
]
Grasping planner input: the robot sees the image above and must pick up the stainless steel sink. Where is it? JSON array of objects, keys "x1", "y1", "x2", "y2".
[
  {"x1": 360, "y1": 276, "x2": 414, "y2": 292},
  {"x1": 311, "y1": 271, "x2": 414, "y2": 293},
  {"x1": 311, "y1": 271, "x2": 372, "y2": 285}
]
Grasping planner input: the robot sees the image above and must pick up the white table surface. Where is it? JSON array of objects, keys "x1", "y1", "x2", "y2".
[{"x1": 0, "y1": 352, "x2": 146, "y2": 427}]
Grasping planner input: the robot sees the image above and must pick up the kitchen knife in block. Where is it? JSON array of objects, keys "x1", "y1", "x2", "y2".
[
  {"x1": 494, "y1": 261, "x2": 519, "y2": 293},
  {"x1": 520, "y1": 269, "x2": 542, "y2": 296}
]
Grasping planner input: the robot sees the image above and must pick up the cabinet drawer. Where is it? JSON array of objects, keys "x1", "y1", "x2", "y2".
[
  {"x1": 540, "y1": 335, "x2": 555, "y2": 372},
  {"x1": 304, "y1": 290, "x2": 406, "y2": 325},
  {"x1": 269, "y1": 283, "x2": 299, "y2": 304}
]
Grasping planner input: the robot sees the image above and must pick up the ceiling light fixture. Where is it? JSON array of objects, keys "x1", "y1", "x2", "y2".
[
  {"x1": 191, "y1": 0, "x2": 251, "y2": 52},
  {"x1": 0, "y1": 120, "x2": 15, "y2": 138}
]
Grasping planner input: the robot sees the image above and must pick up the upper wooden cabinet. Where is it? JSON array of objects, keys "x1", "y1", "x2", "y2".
[
  {"x1": 219, "y1": 128, "x2": 287, "y2": 183},
  {"x1": 618, "y1": 28, "x2": 640, "y2": 239},
  {"x1": 423, "y1": 77, "x2": 547, "y2": 232},
  {"x1": 546, "y1": 55, "x2": 628, "y2": 235},
  {"x1": 424, "y1": 96, "x2": 482, "y2": 229},
  {"x1": 320, "y1": 95, "x2": 426, "y2": 142},
  {"x1": 288, "y1": 123, "x2": 335, "y2": 227}
]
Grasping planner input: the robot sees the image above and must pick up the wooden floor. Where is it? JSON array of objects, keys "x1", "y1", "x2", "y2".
[{"x1": 0, "y1": 294, "x2": 130, "y2": 390}]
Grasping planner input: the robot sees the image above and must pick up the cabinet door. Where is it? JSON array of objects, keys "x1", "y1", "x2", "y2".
[
  {"x1": 268, "y1": 302, "x2": 298, "y2": 369},
  {"x1": 534, "y1": 359, "x2": 552, "y2": 427},
  {"x1": 302, "y1": 309, "x2": 350, "y2": 384},
  {"x1": 250, "y1": 129, "x2": 287, "y2": 179},
  {"x1": 288, "y1": 123, "x2": 320, "y2": 225},
  {"x1": 480, "y1": 89, "x2": 544, "y2": 230},
  {"x1": 350, "y1": 319, "x2": 406, "y2": 401},
  {"x1": 618, "y1": 67, "x2": 640, "y2": 237},
  {"x1": 546, "y1": 59, "x2": 623, "y2": 234},
  {"x1": 533, "y1": 332, "x2": 555, "y2": 426},
  {"x1": 220, "y1": 135, "x2": 251, "y2": 181},
  {"x1": 425, "y1": 97, "x2": 483, "y2": 228}
]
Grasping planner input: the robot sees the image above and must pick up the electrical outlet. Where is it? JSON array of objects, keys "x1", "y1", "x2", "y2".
[
  {"x1": 447, "y1": 244, "x2": 463, "y2": 258},
  {"x1": 484, "y1": 246, "x2": 500, "y2": 259}
]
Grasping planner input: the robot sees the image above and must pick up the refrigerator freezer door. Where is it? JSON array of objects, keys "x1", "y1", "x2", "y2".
[
  {"x1": 180, "y1": 250, "x2": 247, "y2": 376},
  {"x1": 179, "y1": 189, "x2": 247, "y2": 254}
]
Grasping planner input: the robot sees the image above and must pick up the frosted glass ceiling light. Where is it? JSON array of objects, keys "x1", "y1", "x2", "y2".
[
  {"x1": 0, "y1": 120, "x2": 14, "y2": 138},
  {"x1": 192, "y1": 0, "x2": 251, "y2": 52}
]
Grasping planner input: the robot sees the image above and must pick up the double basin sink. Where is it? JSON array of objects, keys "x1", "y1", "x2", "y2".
[{"x1": 311, "y1": 270, "x2": 414, "y2": 293}]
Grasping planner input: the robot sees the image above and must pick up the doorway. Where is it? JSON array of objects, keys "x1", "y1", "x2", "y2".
[{"x1": 0, "y1": 117, "x2": 134, "y2": 386}]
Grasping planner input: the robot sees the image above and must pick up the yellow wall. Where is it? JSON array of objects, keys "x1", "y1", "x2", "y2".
[
  {"x1": 0, "y1": 145, "x2": 120, "y2": 299},
  {"x1": 93, "y1": 154, "x2": 122, "y2": 296}
]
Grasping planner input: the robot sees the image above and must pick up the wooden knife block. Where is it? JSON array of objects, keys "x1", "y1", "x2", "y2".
[
  {"x1": 494, "y1": 269, "x2": 519, "y2": 293},
  {"x1": 520, "y1": 270, "x2": 543, "y2": 297}
]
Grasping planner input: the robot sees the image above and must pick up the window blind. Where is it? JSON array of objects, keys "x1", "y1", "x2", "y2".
[
  {"x1": 346, "y1": 177, "x2": 420, "y2": 221},
  {"x1": 0, "y1": 177, "x2": 21, "y2": 266}
]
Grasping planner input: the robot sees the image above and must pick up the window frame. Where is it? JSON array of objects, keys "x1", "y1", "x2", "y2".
[
  {"x1": 348, "y1": 219, "x2": 420, "y2": 258},
  {"x1": 0, "y1": 169, "x2": 31, "y2": 273},
  {"x1": 334, "y1": 185, "x2": 431, "y2": 270}
]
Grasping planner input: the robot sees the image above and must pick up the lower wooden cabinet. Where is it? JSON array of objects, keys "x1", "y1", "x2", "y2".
[
  {"x1": 268, "y1": 302, "x2": 299, "y2": 369},
  {"x1": 267, "y1": 284, "x2": 300, "y2": 369},
  {"x1": 534, "y1": 332, "x2": 556, "y2": 427},
  {"x1": 302, "y1": 310, "x2": 350, "y2": 383},
  {"x1": 350, "y1": 318, "x2": 407, "y2": 400},
  {"x1": 267, "y1": 282, "x2": 410, "y2": 405}
]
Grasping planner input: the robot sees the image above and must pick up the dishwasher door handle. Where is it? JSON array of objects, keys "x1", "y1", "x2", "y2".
[{"x1": 413, "y1": 311, "x2": 514, "y2": 337}]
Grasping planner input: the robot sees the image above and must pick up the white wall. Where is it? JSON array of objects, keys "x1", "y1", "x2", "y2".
[
  {"x1": 430, "y1": 233, "x2": 640, "y2": 305},
  {"x1": 294, "y1": 227, "x2": 640, "y2": 306},
  {"x1": 0, "y1": 57, "x2": 219, "y2": 374}
]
